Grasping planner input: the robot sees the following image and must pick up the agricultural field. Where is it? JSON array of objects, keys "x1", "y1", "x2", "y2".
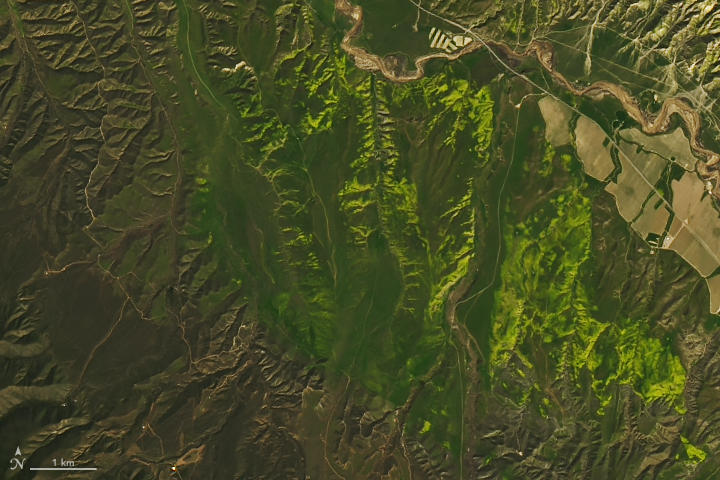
[{"x1": 2, "y1": 0, "x2": 720, "y2": 478}]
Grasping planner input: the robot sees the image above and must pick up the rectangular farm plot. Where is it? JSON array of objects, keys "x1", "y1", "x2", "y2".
[
  {"x1": 539, "y1": 96, "x2": 573, "y2": 147},
  {"x1": 619, "y1": 127, "x2": 697, "y2": 171},
  {"x1": 631, "y1": 193, "x2": 670, "y2": 240},
  {"x1": 686, "y1": 195, "x2": 720, "y2": 266},
  {"x1": 605, "y1": 141, "x2": 667, "y2": 223},
  {"x1": 665, "y1": 224, "x2": 720, "y2": 277},
  {"x1": 574, "y1": 116, "x2": 615, "y2": 181},
  {"x1": 663, "y1": 174, "x2": 720, "y2": 277},
  {"x1": 670, "y1": 172, "x2": 705, "y2": 221},
  {"x1": 666, "y1": 216, "x2": 683, "y2": 239}
]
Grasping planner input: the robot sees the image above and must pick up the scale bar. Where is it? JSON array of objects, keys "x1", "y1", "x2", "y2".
[{"x1": 30, "y1": 468, "x2": 97, "y2": 471}]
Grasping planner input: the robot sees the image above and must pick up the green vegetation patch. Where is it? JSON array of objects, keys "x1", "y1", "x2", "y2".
[{"x1": 491, "y1": 165, "x2": 686, "y2": 411}]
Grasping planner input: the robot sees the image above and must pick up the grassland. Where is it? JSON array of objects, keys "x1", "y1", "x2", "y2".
[{"x1": 2, "y1": 0, "x2": 720, "y2": 478}]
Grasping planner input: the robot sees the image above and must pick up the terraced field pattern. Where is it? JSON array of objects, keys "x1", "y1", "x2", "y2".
[{"x1": 6, "y1": 0, "x2": 720, "y2": 478}]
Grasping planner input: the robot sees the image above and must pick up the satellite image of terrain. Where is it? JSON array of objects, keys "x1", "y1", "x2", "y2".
[{"x1": 6, "y1": 0, "x2": 720, "y2": 478}]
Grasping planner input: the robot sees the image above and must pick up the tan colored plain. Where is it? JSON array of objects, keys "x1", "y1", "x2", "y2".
[
  {"x1": 605, "y1": 141, "x2": 667, "y2": 222},
  {"x1": 686, "y1": 195, "x2": 720, "y2": 266},
  {"x1": 538, "y1": 96, "x2": 573, "y2": 147},
  {"x1": 620, "y1": 127, "x2": 697, "y2": 171},
  {"x1": 574, "y1": 116, "x2": 615, "y2": 181},
  {"x1": 663, "y1": 172, "x2": 720, "y2": 277},
  {"x1": 666, "y1": 226, "x2": 720, "y2": 277},
  {"x1": 671, "y1": 172, "x2": 705, "y2": 221},
  {"x1": 706, "y1": 275, "x2": 720, "y2": 314},
  {"x1": 632, "y1": 193, "x2": 670, "y2": 239}
]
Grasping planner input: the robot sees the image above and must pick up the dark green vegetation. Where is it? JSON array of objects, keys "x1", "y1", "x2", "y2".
[{"x1": 1, "y1": 0, "x2": 720, "y2": 478}]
